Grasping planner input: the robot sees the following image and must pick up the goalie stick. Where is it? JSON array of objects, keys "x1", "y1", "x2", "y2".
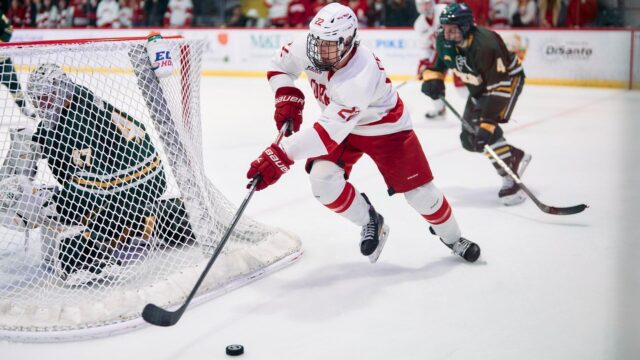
[
  {"x1": 441, "y1": 97, "x2": 588, "y2": 216},
  {"x1": 142, "y1": 124, "x2": 290, "y2": 327}
]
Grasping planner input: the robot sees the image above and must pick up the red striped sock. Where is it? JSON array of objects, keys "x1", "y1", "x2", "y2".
[
  {"x1": 422, "y1": 196, "x2": 452, "y2": 225},
  {"x1": 324, "y1": 182, "x2": 357, "y2": 214}
]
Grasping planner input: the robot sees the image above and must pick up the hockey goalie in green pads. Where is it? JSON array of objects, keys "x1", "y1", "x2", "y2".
[{"x1": 0, "y1": 63, "x2": 195, "y2": 286}]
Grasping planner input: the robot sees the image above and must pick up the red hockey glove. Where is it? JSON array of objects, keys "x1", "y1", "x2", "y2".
[
  {"x1": 474, "y1": 122, "x2": 496, "y2": 151},
  {"x1": 274, "y1": 87, "x2": 304, "y2": 137},
  {"x1": 246, "y1": 143, "x2": 294, "y2": 191}
]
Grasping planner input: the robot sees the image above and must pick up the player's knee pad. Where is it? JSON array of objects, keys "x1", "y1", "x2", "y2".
[
  {"x1": 308, "y1": 160, "x2": 346, "y2": 204},
  {"x1": 404, "y1": 181, "x2": 444, "y2": 215}
]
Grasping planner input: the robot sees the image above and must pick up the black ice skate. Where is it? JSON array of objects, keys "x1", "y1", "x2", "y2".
[
  {"x1": 430, "y1": 226, "x2": 481, "y2": 263},
  {"x1": 425, "y1": 107, "x2": 446, "y2": 120},
  {"x1": 359, "y1": 194, "x2": 390, "y2": 263},
  {"x1": 499, "y1": 146, "x2": 532, "y2": 206}
]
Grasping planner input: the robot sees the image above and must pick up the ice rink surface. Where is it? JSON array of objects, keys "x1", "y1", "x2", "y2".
[{"x1": 3, "y1": 77, "x2": 640, "y2": 359}]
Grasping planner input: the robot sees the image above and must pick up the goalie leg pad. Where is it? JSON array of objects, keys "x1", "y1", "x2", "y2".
[
  {"x1": 309, "y1": 160, "x2": 370, "y2": 227},
  {"x1": 404, "y1": 181, "x2": 461, "y2": 245},
  {"x1": 152, "y1": 198, "x2": 196, "y2": 247}
]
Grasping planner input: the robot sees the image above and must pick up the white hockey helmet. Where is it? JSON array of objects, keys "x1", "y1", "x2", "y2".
[
  {"x1": 26, "y1": 63, "x2": 74, "y2": 130},
  {"x1": 415, "y1": 0, "x2": 435, "y2": 17},
  {"x1": 306, "y1": 3, "x2": 359, "y2": 71}
]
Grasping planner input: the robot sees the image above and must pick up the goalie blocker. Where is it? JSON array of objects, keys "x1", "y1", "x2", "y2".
[{"x1": 0, "y1": 63, "x2": 195, "y2": 286}]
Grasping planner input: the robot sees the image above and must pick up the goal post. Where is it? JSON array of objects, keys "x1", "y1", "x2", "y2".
[{"x1": 0, "y1": 36, "x2": 302, "y2": 342}]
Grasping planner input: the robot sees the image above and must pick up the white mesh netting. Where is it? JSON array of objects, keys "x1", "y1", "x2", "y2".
[{"x1": 0, "y1": 37, "x2": 302, "y2": 341}]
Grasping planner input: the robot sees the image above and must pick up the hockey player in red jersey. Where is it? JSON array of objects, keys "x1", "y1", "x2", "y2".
[
  {"x1": 246, "y1": 3, "x2": 481, "y2": 263},
  {"x1": 421, "y1": 3, "x2": 531, "y2": 205},
  {"x1": 414, "y1": 0, "x2": 446, "y2": 119}
]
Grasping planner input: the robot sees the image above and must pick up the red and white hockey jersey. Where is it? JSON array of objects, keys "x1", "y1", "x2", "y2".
[
  {"x1": 413, "y1": 4, "x2": 446, "y2": 64},
  {"x1": 165, "y1": 0, "x2": 193, "y2": 27},
  {"x1": 267, "y1": 36, "x2": 413, "y2": 161}
]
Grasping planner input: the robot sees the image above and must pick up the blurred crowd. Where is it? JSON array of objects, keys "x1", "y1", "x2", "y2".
[{"x1": 0, "y1": 0, "x2": 625, "y2": 29}]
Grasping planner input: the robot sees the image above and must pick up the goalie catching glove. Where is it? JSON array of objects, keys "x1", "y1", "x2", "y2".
[
  {"x1": 274, "y1": 87, "x2": 304, "y2": 136},
  {"x1": 246, "y1": 143, "x2": 294, "y2": 191}
]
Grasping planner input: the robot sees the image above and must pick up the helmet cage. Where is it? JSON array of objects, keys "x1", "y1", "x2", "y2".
[
  {"x1": 306, "y1": 31, "x2": 356, "y2": 71},
  {"x1": 26, "y1": 64, "x2": 73, "y2": 129}
]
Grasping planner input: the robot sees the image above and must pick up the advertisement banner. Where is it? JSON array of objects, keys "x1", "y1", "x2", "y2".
[{"x1": 7, "y1": 28, "x2": 636, "y2": 88}]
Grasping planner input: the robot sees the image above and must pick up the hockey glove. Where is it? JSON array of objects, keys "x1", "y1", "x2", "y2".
[
  {"x1": 247, "y1": 143, "x2": 294, "y2": 191},
  {"x1": 416, "y1": 59, "x2": 432, "y2": 80},
  {"x1": 421, "y1": 78, "x2": 445, "y2": 100},
  {"x1": 274, "y1": 87, "x2": 305, "y2": 136},
  {"x1": 473, "y1": 122, "x2": 496, "y2": 151}
]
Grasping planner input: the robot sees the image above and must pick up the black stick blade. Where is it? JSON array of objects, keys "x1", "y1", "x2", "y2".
[
  {"x1": 543, "y1": 203, "x2": 589, "y2": 215},
  {"x1": 142, "y1": 303, "x2": 183, "y2": 327}
]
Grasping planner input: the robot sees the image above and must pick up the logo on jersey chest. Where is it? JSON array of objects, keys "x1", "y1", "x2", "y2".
[
  {"x1": 455, "y1": 55, "x2": 469, "y2": 72},
  {"x1": 305, "y1": 65, "x2": 322, "y2": 74}
]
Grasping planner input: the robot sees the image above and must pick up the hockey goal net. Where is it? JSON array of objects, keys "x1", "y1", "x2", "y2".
[{"x1": 0, "y1": 36, "x2": 302, "y2": 341}]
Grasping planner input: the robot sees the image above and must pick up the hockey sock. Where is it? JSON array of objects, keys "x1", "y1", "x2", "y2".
[
  {"x1": 404, "y1": 182, "x2": 461, "y2": 244},
  {"x1": 485, "y1": 140, "x2": 517, "y2": 176},
  {"x1": 310, "y1": 161, "x2": 370, "y2": 226}
]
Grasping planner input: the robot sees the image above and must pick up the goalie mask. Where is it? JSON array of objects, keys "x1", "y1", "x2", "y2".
[
  {"x1": 26, "y1": 64, "x2": 74, "y2": 130},
  {"x1": 306, "y1": 3, "x2": 359, "y2": 71}
]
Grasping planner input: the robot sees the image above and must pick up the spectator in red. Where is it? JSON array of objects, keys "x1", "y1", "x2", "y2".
[
  {"x1": 36, "y1": 0, "x2": 59, "y2": 28},
  {"x1": 348, "y1": 0, "x2": 368, "y2": 27},
  {"x1": 96, "y1": 0, "x2": 119, "y2": 28},
  {"x1": 165, "y1": 0, "x2": 193, "y2": 27},
  {"x1": 311, "y1": 0, "x2": 329, "y2": 16},
  {"x1": 118, "y1": 0, "x2": 133, "y2": 28},
  {"x1": 131, "y1": 0, "x2": 145, "y2": 26},
  {"x1": 465, "y1": 0, "x2": 489, "y2": 26},
  {"x1": 71, "y1": 0, "x2": 88, "y2": 27},
  {"x1": 287, "y1": 0, "x2": 311, "y2": 28},
  {"x1": 6, "y1": 0, "x2": 27, "y2": 27},
  {"x1": 58, "y1": 0, "x2": 74, "y2": 27},
  {"x1": 539, "y1": 0, "x2": 563, "y2": 27},
  {"x1": 265, "y1": 0, "x2": 290, "y2": 27},
  {"x1": 565, "y1": 0, "x2": 597, "y2": 27},
  {"x1": 511, "y1": 0, "x2": 536, "y2": 27}
]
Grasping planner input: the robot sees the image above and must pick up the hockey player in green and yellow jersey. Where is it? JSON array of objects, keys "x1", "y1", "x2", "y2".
[
  {"x1": 0, "y1": 64, "x2": 194, "y2": 286},
  {"x1": 420, "y1": 3, "x2": 532, "y2": 205},
  {"x1": 0, "y1": 14, "x2": 36, "y2": 118}
]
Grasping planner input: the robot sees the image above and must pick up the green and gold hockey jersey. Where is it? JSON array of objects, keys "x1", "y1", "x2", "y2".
[
  {"x1": 429, "y1": 26, "x2": 524, "y2": 98},
  {"x1": 34, "y1": 85, "x2": 166, "y2": 221}
]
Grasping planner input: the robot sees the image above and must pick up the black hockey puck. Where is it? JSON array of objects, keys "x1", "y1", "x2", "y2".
[{"x1": 226, "y1": 344, "x2": 244, "y2": 356}]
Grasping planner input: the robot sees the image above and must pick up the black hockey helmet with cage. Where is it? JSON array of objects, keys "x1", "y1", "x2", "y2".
[
  {"x1": 439, "y1": 3, "x2": 475, "y2": 38},
  {"x1": 306, "y1": 3, "x2": 359, "y2": 71}
]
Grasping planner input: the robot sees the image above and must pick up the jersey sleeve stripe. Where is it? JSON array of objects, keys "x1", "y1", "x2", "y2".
[
  {"x1": 361, "y1": 96, "x2": 404, "y2": 127},
  {"x1": 267, "y1": 71, "x2": 287, "y2": 80},
  {"x1": 313, "y1": 122, "x2": 338, "y2": 153}
]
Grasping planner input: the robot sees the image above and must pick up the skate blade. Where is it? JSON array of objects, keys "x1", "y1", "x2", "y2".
[
  {"x1": 368, "y1": 224, "x2": 390, "y2": 263},
  {"x1": 500, "y1": 190, "x2": 527, "y2": 206}
]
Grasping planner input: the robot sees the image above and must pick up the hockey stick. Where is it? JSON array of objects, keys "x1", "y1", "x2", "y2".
[
  {"x1": 394, "y1": 80, "x2": 408, "y2": 90},
  {"x1": 440, "y1": 97, "x2": 588, "y2": 215},
  {"x1": 142, "y1": 124, "x2": 290, "y2": 327}
]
